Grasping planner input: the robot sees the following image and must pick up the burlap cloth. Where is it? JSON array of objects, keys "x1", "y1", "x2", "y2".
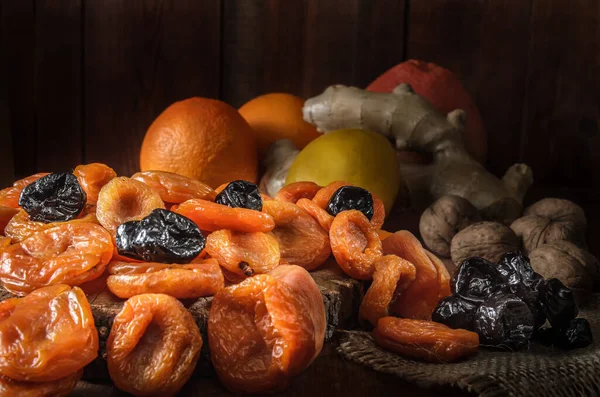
[{"x1": 336, "y1": 294, "x2": 600, "y2": 397}]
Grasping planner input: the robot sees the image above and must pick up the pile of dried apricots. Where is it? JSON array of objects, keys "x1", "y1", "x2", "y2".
[{"x1": 0, "y1": 164, "x2": 479, "y2": 396}]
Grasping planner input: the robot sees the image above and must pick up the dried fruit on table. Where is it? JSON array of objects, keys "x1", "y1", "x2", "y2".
[
  {"x1": 215, "y1": 180, "x2": 263, "y2": 210},
  {"x1": 0, "y1": 284, "x2": 98, "y2": 382},
  {"x1": 107, "y1": 258, "x2": 224, "y2": 298},
  {"x1": 432, "y1": 295, "x2": 479, "y2": 330},
  {"x1": 0, "y1": 206, "x2": 18, "y2": 235},
  {"x1": 74, "y1": 163, "x2": 117, "y2": 204},
  {"x1": 276, "y1": 181, "x2": 321, "y2": 204},
  {"x1": 4, "y1": 209, "x2": 99, "y2": 243},
  {"x1": 96, "y1": 177, "x2": 164, "y2": 235},
  {"x1": 425, "y1": 250, "x2": 452, "y2": 299},
  {"x1": 0, "y1": 173, "x2": 49, "y2": 208},
  {"x1": 19, "y1": 173, "x2": 86, "y2": 223},
  {"x1": 0, "y1": 223, "x2": 113, "y2": 295},
  {"x1": 296, "y1": 198, "x2": 334, "y2": 232},
  {"x1": 382, "y1": 231, "x2": 440, "y2": 319},
  {"x1": 330, "y1": 210, "x2": 383, "y2": 280},
  {"x1": 373, "y1": 317, "x2": 479, "y2": 363},
  {"x1": 174, "y1": 199, "x2": 275, "y2": 233},
  {"x1": 205, "y1": 229, "x2": 280, "y2": 278},
  {"x1": 108, "y1": 294, "x2": 202, "y2": 397},
  {"x1": 262, "y1": 200, "x2": 330, "y2": 271},
  {"x1": 536, "y1": 318, "x2": 593, "y2": 349},
  {"x1": 208, "y1": 265, "x2": 325, "y2": 394},
  {"x1": 326, "y1": 185, "x2": 375, "y2": 220},
  {"x1": 131, "y1": 170, "x2": 216, "y2": 204},
  {"x1": 0, "y1": 370, "x2": 82, "y2": 397},
  {"x1": 538, "y1": 278, "x2": 578, "y2": 328},
  {"x1": 116, "y1": 208, "x2": 205, "y2": 263},
  {"x1": 359, "y1": 255, "x2": 416, "y2": 327},
  {"x1": 451, "y1": 256, "x2": 504, "y2": 302}
]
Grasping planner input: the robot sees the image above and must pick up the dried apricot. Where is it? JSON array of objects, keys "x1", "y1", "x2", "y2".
[
  {"x1": 0, "y1": 238, "x2": 10, "y2": 252},
  {"x1": 132, "y1": 170, "x2": 216, "y2": 203},
  {"x1": 96, "y1": 177, "x2": 165, "y2": 235},
  {"x1": 0, "y1": 223, "x2": 113, "y2": 295},
  {"x1": 0, "y1": 284, "x2": 98, "y2": 381},
  {"x1": 4, "y1": 209, "x2": 99, "y2": 243},
  {"x1": 107, "y1": 293, "x2": 202, "y2": 397},
  {"x1": 377, "y1": 229, "x2": 393, "y2": 241},
  {"x1": 107, "y1": 258, "x2": 224, "y2": 299},
  {"x1": 74, "y1": 163, "x2": 117, "y2": 205},
  {"x1": 296, "y1": 198, "x2": 334, "y2": 232},
  {"x1": 209, "y1": 265, "x2": 325, "y2": 394},
  {"x1": 0, "y1": 173, "x2": 49, "y2": 208},
  {"x1": 0, "y1": 370, "x2": 81, "y2": 397},
  {"x1": 262, "y1": 200, "x2": 330, "y2": 270},
  {"x1": 205, "y1": 229, "x2": 280, "y2": 278},
  {"x1": 174, "y1": 199, "x2": 275, "y2": 233},
  {"x1": 276, "y1": 181, "x2": 321, "y2": 203},
  {"x1": 373, "y1": 317, "x2": 479, "y2": 363},
  {"x1": 359, "y1": 255, "x2": 416, "y2": 327},
  {"x1": 382, "y1": 231, "x2": 440, "y2": 320},
  {"x1": 329, "y1": 210, "x2": 383, "y2": 280},
  {"x1": 425, "y1": 249, "x2": 452, "y2": 300},
  {"x1": 0, "y1": 206, "x2": 18, "y2": 235}
]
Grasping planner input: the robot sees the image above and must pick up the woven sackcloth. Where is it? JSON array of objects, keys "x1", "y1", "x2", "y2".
[{"x1": 337, "y1": 294, "x2": 600, "y2": 397}]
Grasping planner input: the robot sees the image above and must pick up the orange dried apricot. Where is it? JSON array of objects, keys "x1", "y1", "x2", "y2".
[
  {"x1": 106, "y1": 258, "x2": 224, "y2": 299},
  {"x1": 373, "y1": 317, "x2": 479, "y2": 363},
  {"x1": 4, "y1": 209, "x2": 99, "y2": 243},
  {"x1": 0, "y1": 284, "x2": 98, "y2": 381},
  {"x1": 96, "y1": 177, "x2": 164, "y2": 235},
  {"x1": 0, "y1": 173, "x2": 49, "y2": 208},
  {"x1": 0, "y1": 223, "x2": 113, "y2": 295},
  {"x1": 296, "y1": 198, "x2": 334, "y2": 232},
  {"x1": 0, "y1": 370, "x2": 81, "y2": 397},
  {"x1": 262, "y1": 200, "x2": 330, "y2": 270},
  {"x1": 276, "y1": 181, "x2": 321, "y2": 203},
  {"x1": 0, "y1": 237, "x2": 10, "y2": 252},
  {"x1": 377, "y1": 229, "x2": 393, "y2": 241},
  {"x1": 329, "y1": 210, "x2": 383, "y2": 280},
  {"x1": 209, "y1": 265, "x2": 325, "y2": 394},
  {"x1": 174, "y1": 199, "x2": 275, "y2": 233},
  {"x1": 132, "y1": 170, "x2": 216, "y2": 203},
  {"x1": 0, "y1": 206, "x2": 18, "y2": 235},
  {"x1": 107, "y1": 293, "x2": 202, "y2": 397},
  {"x1": 73, "y1": 163, "x2": 117, "y2": 204},
  {"x1": 425, "y1": 249, "x2": 452, "y2": 300},
  {"x1": 359, "y1": 255, "x2": 416, "y2": 327}
]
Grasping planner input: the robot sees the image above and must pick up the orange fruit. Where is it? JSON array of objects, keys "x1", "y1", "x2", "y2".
[
  {"x1": 140, "y1": 98, "x2": 258, "y2": 188},
  {"x1": 238, "y1": 93, "x2": 321, "y2": 155}
]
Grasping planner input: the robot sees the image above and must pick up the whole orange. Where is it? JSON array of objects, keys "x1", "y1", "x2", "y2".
[
  {"x1": 140, "y1": 98, "x2": 257, "y2": 188},
  {"x1": 238, "y1": 93, "x2": 321, "y2": 155}
]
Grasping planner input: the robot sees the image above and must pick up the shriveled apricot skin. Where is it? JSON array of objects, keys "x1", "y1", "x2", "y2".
[
  {"x1": 0, "y1": 207, "x2": 18, "y2": 236},
  {"x1": 425, "y1": 249, "x2": 452, "y2": 300},
  {"x1": 74, "y1": 163, "x2": 117, "y2": 204},
  {"x1": 0, "y1": 285, "x2": 98, "y2": 382},
  {"x1": 106, "y1": 258, "x2": 224, "y2": 298},
  {"x1": 107, "y1": 294, "x2": 202, "y2": 397},
  {"x1": 0, "y1": 173, "x2": 49, "y2": 208},
  {"x1": 4, "y1": 209, "x2": 99, "y2": 243},
  {"x1": 276, "y1": 182, "x2": 321, "y2": 204},
  {"x1": 132, "y1": 170, "x2": 216, "y2": 203},
  {"x1": 209, "y1": 265, "x2": 325, "y2": 394},
  {"x1": 296, "y1": 198, "x2": 333, "y2": 232},
  {"x1": 373, "y1": 317, "x2": 479, "y2": 363},
  {"x1": 0, "y1": 370, "x2": 82, "y2": 397}
]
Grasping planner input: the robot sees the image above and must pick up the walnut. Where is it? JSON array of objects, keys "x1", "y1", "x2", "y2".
[
  {"x1": 419, "y1": 195, "x2": 480, "y2": 258},
  {"x1": 450, "y1": 221, "x2": 520, "y2": 266}
]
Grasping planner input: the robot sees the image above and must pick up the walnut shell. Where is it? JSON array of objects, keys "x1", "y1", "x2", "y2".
[
  {"x1": 511, "y1": 198, "x2": 587, "y2": 253},
  {"x1": 419, "y1": 195, "x2": 480, "y2": 258},
  {"x1": 450, "y1": 221, "x2": 520, "y2": 266}
]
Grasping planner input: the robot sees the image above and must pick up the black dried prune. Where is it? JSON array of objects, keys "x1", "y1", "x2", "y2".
[
  {"x1": 326, "y1": 186, "x2": 374, "y2": 220},
  {"x1": 18, "y1": 172, "x2": 86, "y2": 223},
  {"x1": 116, "y1": 208, "x2": 205, "y2": 263},
  {"x1": 432, "y1": 295, "x2": 479, "y2": 330},
  {"x1": 452, "y1": 257, "x2": 505, "y2": 302},
  {"x1": 215, "y1": 180, "x2": 263, "y2": 211},
  {"x1": 499, "y1": 282, "x2": 546, "y2": 329},
  {"x1": 497, "y1": 251, "x2": 543, "y2": 290},
  {"x1": 539, "y1": 278, "x2": 578, "y2": 328},
  {"x1": 536, "y1": 319, "x2": 593, "y2": 349},
  {"x1": 473, "y1": 293, "x2": 534, "y2": 350}
]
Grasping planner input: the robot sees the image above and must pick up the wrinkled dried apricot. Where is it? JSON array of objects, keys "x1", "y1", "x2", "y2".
[
  {"x1": 0, "y1": 370, "x2": 81, "y2": 397},
  {"x1": 0, "y1": 284, "x2": 98, "y2": 381},
  {"x1": 0, "y1": 173, "x2": 49, "y2": 208},
  {"x1": 296, "y1": 198, "x2": 334, "y2": 232},
  {"x1": 425, "y1": 250, "x2": 452, "y2": 300},
  {"x1": 359, "y1": 255, "x2": 417, "y2": 327},
  {"x1": 382, "y1": 231, "x2": 441, "y2": 320},
  {"x1": 0, "y1": 207, "x2": 18, "y2": 235},
  {"x1": 276, "y1": 182, "x2": 322, "y2": 203},
  {"x1": 107, "y1": 293, "x2": 202, "y2": 397},
  {"x1": 0, "y1": 238, "x2": 10, "y2": 252},
  {"x1": 262, "y1": 200, "x2": 330, "y2": 271},
  {"x1": 377, "y1": 229, "x2": 393, "y2": 241},
  {"x1": 209, "y1": 265, "x2": 325, "y2": 394},
  {"x1": 373, "y1": 317, "x2": 479, "y2": 363},
  {"x1": 205, "y1": 229, "x2": 280, "y2": 278},
  {"x1": 107, "y1": 258, "x2": 224, "y2": 299},
  {"x1": 96, "y1": 177, "x2": 165, "y2": 235},
  {"x1": 329, "y1": 210, "x2": 383, "y2": 280},
  {"x1": 74, "y1": 163, "x2": 117, "y2": 204},
  {"x1": 4, "y1": 209, "x2": 99, "y2": 243},
  {"x1": 132, "y1": 170, "x2": 216, "y2": 204},
  {"x1": 174, "y1": 199, "x2": 275, "y2": 233},
  {"x1": 0, "y1": 223, "x2": 113, "y2": 295}
]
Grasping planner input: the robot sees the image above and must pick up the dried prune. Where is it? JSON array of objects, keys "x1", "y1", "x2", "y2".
[
  {"x1": 452, "y1": 257, "x2": 505, "y2": 302},
  {"x1": 116, "y1": 208, "x2": 205, "y2": 263},
  {"x1": 497, "y1": 251, "x2": 544, "y2": 289},
  {"x1": 276, "y1": 181, "x2": 322, "y2": 203},
  {"x1": 4, "y1": 209, "x2": 99, "y2": 243},
  {"x1": 535, "y1": 318, "x2": 592, "y2": 349},
  {"x1": 539, "y1": 278, "x2": 578, "y2": 328},
  {"x1": 132, "y1": 170, "x2": 216, "y2": 204},
  {"x1": 326, "y1": 185, "x2": 374, "y2": 220},
  {"x1": 0, "y1": 370, "x2": 82, "y2": 397},
  {"x1": 107, "y1": 294, "x2": 202, "y2": 397},
  {"x1": 215, "y1": 180, "x2": 263, "y2": 211},
  {"x1": 373, "y1": 317, "x2": 479, "y2": 363},
  {"x1": 473, "y1": 293, "x2": 534, "y2": 350},
  {"x1": 0, "y1": 173, "x2": 49, "y2": 208},
  {"x1": 0, "y1": 284, "x2": 98, "y2": 382},
  {"x1": 18, "y1": 173, "x2": 86, "y2": 223},
  {"x1": 73, "y1": 163, "x2": 117, "y2": 204},
  {"x1": 432, "y1": 295, "x2": 479, "y2": 330}
]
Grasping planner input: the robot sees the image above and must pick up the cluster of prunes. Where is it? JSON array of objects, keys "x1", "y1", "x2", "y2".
[{"x1": 433, "y1": 252, "x2": 593, "y2": 350}]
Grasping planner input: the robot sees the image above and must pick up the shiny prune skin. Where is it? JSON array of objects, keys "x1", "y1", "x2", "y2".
[
  {"x1": 18, "y1": 173, "x2": 86, "y2": 223},
  {"x1": 497, "y1": 251, "x2": 543, "y2": 290},
  {"x1": 215, "y1": 180, "x2": 262, "y2": 211},
  {"x1": 536, "y1": 319, "x2": 593, "y2": 349},
  {"x1": 452, "y1": 257, "x2": 505, "y2": 302},
  {"x1": 473, "y1": 293, "x2": 534, "y2": 350},
  {"x1": 326, "y1": 186, "x2": 374, "y2": 221},
  {"x1": 539, "y1": 278, "x2": 578, "y2": 328},
  {"x1": 432, "y1": 295, "x2": 479, "y2": 330},
  {"x1": 498, "y1": 282, "x2": 546, "y2": 329},
  {"x1": 116, "y1": 209, "x2": 205, "y2": 263}
]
